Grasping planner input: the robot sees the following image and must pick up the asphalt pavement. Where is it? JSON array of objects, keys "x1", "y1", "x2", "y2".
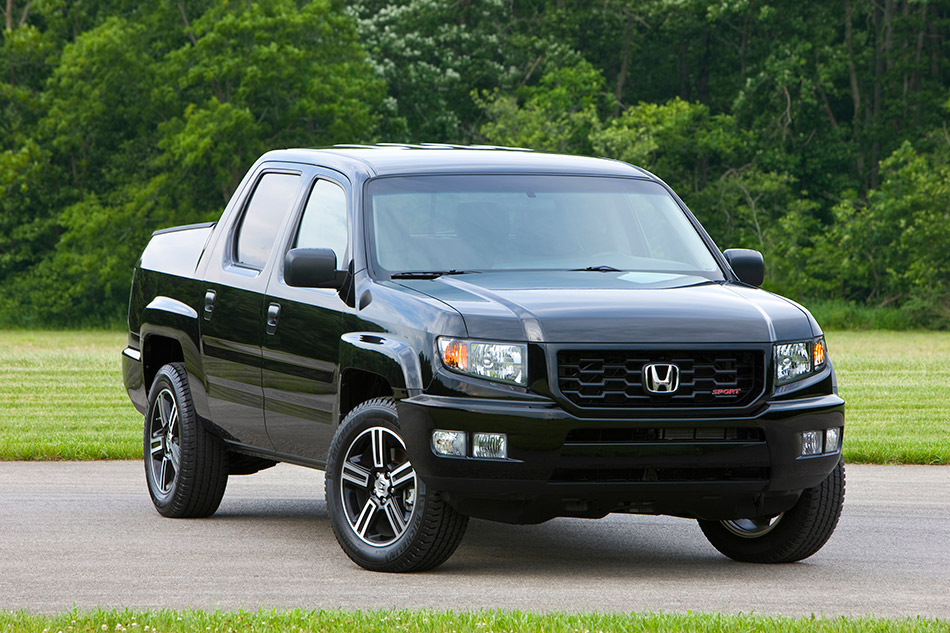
[{"x1": 1, "y1": 461, "x2": 948, "y2": 617}]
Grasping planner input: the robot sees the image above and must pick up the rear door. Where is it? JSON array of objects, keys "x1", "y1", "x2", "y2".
[
  {"x1": 261, "y1": 169, "x2": 352, "y2": 463},
  {"x1": 200, "y1": 167, "x2": 304, "y2": 449}
]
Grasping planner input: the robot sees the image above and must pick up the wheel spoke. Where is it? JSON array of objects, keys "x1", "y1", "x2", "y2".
[
  {"x1": 370, "y1": 428, "x2": 385, "y2": 469},
  {"x1": 352, "y1": 497, "x2": 379, "y2": 538},
  {"x1": 383, "y1": 499, "x2": 407, "y2": 536},
  {"x1": 341, "y1": 460, "x2": 371, "y2": 488},
  {"x1": 150, "y1": 436, "x2": 163, "y2": 456},
  {"x1": 168, "y1": 442, "x2": 181, "y2": 469},
  {"x1": 167, "y1": 406, "x2": 179, "y2": 436},
  {"x1": 389, "y1": 460, "x2": 415, "y2": 489},
  {"x1": 159, "y1": 393, "x2": 173, "y2": 428},
  {"x1": 159, "y1": 455, "x2": 171, "y2": 491}
]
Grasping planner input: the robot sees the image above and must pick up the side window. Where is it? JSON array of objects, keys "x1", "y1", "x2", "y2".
[
  {"x1": 235, "y1": 173, "x2": 300, "y2": 270},
  {"x1": 295, "y1": 179, "x2": 348, "y2": 265}
]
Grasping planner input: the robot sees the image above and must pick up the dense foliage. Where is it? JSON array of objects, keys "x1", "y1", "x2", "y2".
[{"x1": 1, "y1": 0, "x2": 948, "y2": 327}]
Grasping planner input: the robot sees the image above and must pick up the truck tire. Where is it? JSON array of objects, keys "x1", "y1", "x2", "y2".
[
  {"x1": 144, "y1": 363, "x2": 228, "y2": 518},
  {"x1": 325, "y1": 398, "x2": 468, "y2": 572},
  {"x1": 698, "y1": 458, "x2": 845, "y2": 563}
]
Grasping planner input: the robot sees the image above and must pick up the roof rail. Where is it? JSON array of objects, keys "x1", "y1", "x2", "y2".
[{"x1": 331, "y1": 143, "x2": 534, "y2": 152}]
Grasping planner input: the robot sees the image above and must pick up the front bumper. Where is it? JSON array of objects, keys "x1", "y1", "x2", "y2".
[{"x1": 398, "y1": 393, "x2": 844, "y2": 524}]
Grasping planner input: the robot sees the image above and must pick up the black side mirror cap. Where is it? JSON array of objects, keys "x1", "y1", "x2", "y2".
[
  {"x1": 723, "y1": 248, "x2": 764, "y2": 287},
  {"x1": 284, "y1": 248, "x2": 338, "y2": 288}
]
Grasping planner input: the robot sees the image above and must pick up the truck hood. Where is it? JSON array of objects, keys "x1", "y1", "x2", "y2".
[{"x1": 395, "y1": 271, "x2": 816, "y2": 344}]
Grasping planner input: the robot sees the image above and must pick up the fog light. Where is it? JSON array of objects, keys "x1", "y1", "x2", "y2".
[
  {"x1": 473, "y1": 433, "x2": 507, "y2": 459},
  {"x1": 432, "y1": 430, "x2": 466, "y2": 457},
  {"x1": 825, "y1": 427, "x2": 841, "y2": 453},
  {"x1": 801, "y1": 430, "x2": 823, "y2": 456}
]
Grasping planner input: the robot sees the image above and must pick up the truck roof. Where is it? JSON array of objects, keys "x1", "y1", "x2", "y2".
[{"x1": 258, "y1": 145, "x2": 654, "y2": 180}]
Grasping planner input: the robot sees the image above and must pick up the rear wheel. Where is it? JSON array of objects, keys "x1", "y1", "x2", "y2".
[
  {"x1": 699, "y1": 459, "x2": 845, "y2": 563},
  {"x1": 325, "y1": 398, "x2": 468, "y2": 572},
  {"x1": 144, "y1": 363, "x2": 228, "y2": 518}
]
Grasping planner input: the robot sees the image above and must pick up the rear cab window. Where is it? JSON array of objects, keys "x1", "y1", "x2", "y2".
[{"x1": 235, "y1": 172, "x2": 302, "y2": 271}]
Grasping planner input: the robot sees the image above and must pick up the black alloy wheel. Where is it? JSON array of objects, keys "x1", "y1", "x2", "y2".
[
  {"x1": 144, "y1": 363, "x2": 228, "y2": 518},
  {"x1": 147, "y1": 385, "x2": 182, "y2": 497},
  {"x1": 339, "y1": 426, "x2": 418, "y2": 546}
]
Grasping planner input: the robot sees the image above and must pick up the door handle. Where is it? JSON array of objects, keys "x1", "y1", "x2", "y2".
[
  {"x1": 204, "y1": 290, "x2": 216, "y2": 321},
  {"x1": 266, "y1": 302, "x2": 281, "y2": 334}
]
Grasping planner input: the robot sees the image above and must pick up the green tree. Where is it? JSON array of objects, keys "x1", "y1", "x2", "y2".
[
  {"x1": 478, "y1": 61, "x2": 607, "y2": 154},
  {"x1": 590, "y1": 98, "x2": 818, "y2": 293},
  {"x1": 0, "y1": 0, "x2": 385, "y2": 326},
  {"x1": 347, "y1": 0, "x2": 551, "y2": 142},
  {"x1": 829, "y1": 128, "x2": 950, "y2": 323}
]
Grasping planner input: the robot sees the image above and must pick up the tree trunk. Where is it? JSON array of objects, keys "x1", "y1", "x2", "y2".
[
  {"x1": 2, "y1": 0, "x2": 33, "y2": 30},
  {"x1": 614, "y1": 10, "x2": 635, "y2": 117},
  {"x1": 844, "y1": 0, "x2": 864, "y2": 182},
  {"x1": 912, "y1": 2, "x2": 928, "y2": 128},
  {"x1": 739, "y1": 8, "x2": 749, "y2": 76},
  {"x1": 869, "y1": 0, "x2": 895, "y2": 189},
  {"x1": 902, "y1": 0, "x2": 910, "y2": 120},
  {"x1": 679, "y1": 40, "x2": 690, "y2": 101},
  {"x1": 696, "y1": 30, "x2": 710, "y2": 105}
]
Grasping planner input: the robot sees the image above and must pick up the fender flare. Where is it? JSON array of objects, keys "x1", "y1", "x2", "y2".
[
  {"x1": 339, "y1": 332, "x2": 425, "y2": 396},
  {"x1": 140, "y1": 296, "x2": 211, "y2": 420}
]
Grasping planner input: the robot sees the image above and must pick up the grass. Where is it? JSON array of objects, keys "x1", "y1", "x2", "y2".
[
  {"x1": 0, "y1": 330, "x2": 139, "y2": 460},
  {"x1": 827, "y1": 331, "x2": 950, "y2": 464},
  {"x1": 0, "y1": 330, "x2": 948, "y2": 464},
  {"x1": 0, "y1": 609, "x2": 947, "y2": 633}
]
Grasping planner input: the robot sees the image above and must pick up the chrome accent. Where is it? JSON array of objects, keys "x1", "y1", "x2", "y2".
[
  {"x1": 145, "y1": 296, "x2": 198, "y2": 320},
  {"x1": 643, "y1": 363, "x2": 680, "y2": 394}
]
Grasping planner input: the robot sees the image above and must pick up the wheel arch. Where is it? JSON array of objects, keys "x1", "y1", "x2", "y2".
[
  {"x1": 339, "y1": 368, "x2": 394, "y2": 423},
  {"x1": 338, "y1": 332, "x2": 425, "y2": 422},
  {"x1": 139, "y1": 302, "x2": 210, "y2": 420}
]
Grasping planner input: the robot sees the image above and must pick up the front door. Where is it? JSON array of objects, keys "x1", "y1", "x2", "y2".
[{"x1": 262, "y1": 175, "x2": 350, "y2": 463}]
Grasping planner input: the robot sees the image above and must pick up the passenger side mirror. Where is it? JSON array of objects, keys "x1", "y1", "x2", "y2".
[
  {"x1": 723, "y1": 248, "x2": 764, "y2": 287},
  {"x1": 284, "y1": 248, "x2": 339, "y2": 288}
]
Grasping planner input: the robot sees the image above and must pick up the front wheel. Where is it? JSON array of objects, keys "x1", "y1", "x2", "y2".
[
  {"x1": 325, "y1": 398, "x2": 468, "y2": 572},
  {"x1": 699, "y1": 459, "x2": 845, "y2": 563}
]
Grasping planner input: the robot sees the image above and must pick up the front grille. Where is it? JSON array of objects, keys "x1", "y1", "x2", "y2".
[
  {"x1": 564, "y1": 427, "x2": 765, "y2": 444},
  {"x1": 557, "y1": 349, "x2": 765, "y2": 408},
  {"x1": 551, "y1": 466, "x2": 769, "y2": 483}
]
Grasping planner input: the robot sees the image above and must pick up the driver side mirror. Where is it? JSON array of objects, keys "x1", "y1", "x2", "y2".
[
  {"x1": 284, "y1": 248, "x2": 339, "y2": 288},
  {"x1": 723, "y1": 248, "x2": 764, "y2": 287}
]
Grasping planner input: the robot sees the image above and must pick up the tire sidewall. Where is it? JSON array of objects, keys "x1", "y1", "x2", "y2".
[
  {"x1": 143, "y1": 363, "x2": 194, "y2": 514},
  {"x1": 325, "y1": 400, "x2": 431, "y2": 569},
  {"x1": 700, "y1": 458, "x2": 845, "y2": 563}
]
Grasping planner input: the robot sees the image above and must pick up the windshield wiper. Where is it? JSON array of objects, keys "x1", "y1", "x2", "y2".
[
  {"x1": 390, "y1": 270, "x2": 478, "y2": 280},
  {"x1": 683, "y1": 279, "x2": 723, "y2": 288},
  {"x1": 571, "y1": 265, "x2": 622, "y2": 272}
]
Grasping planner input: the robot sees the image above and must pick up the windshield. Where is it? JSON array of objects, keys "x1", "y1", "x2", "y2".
[{"x1": 365, "y1": 175, "x2": 724, "y2": 281}]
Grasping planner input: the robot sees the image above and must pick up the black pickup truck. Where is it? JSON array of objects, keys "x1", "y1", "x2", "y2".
[{"x1": 122, "y1": 145, "x2": 845, "y2": 572}]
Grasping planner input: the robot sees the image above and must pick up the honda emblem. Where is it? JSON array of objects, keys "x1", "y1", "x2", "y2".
[{"x1": 643, "y1": 363, "x2": 680, "y2": 394}]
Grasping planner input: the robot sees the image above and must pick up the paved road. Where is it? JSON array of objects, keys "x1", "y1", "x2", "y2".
[{"x1": 1, "y1": 461, "x2": 948, "y2": 618}]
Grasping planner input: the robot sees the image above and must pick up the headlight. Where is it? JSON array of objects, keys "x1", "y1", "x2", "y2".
[
  {"x1": 774, "y1": 337, "x2": 827, "y2": 386},
  {"x1": 438, "y1": 337, "x2": 527, "y2": 386}
]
